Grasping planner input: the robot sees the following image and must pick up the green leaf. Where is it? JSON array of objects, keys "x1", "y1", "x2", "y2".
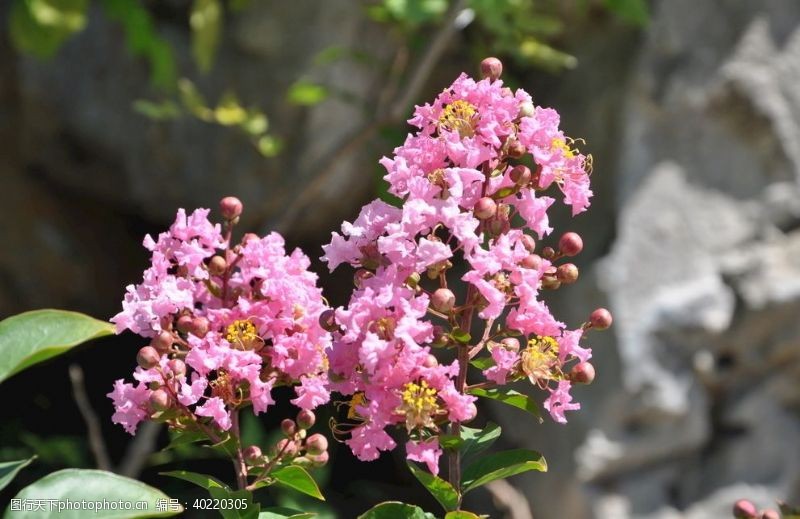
[
  {"x1": 0, "y1": 309, "x2": 114, "y2": 384},
  {"x1": 444, "y1": 512, "x2": 481, "y2": 519},
  {"x1": 162, "y1": 430, "x2": 207, "y2": 450},
  {"x1": 259, "y1": 507, "x2": 315, "y2": 519},
  {"x1": 9, "y1": 469, "x2": 182, "y2": 517},
  {"x1": 461, "y1": 449, "x2": 546, "y2": 494},
  {"x1": 190, "y1": 0, "x2": 222, "y2": 73},
  {"x1": 437, "y1": 434, "x2": 463, "y2": 451},
  {"x1": 460, "y1": 422, "x2": 501, "y2": 461},
  {"x1": 603, "y1": 0, "x2": 649, "y2": 25},
  {"x1": 468, "y1": 387, "x2": 540, "y2": 419},
  {"x1": 0, "y1": 456, "x2": 36, "y2": 492},
  {"x1": 383, "y1": 0, "x2": 447, "y2": 26},
  {"x1": 469, "y1": 357, "x2": 494, "y2": 370},
  {"x1": 357, "y1": 501, "x2": 435, "y2": 519},
  {"x1": 10, "y1": 0, "x2": 88, "y2": 59},
  {"x1": 450, "y1": 328, "x2": 471, "y2": 344},
  {"x1": 133, "y1": 99, "x2": 182, "y2": 120},
  {"x1": 271, "y1": 466, "x2": 324, "y2": 501},
  {"x1": 406, "y1": 462, "x2": 459, "y2": 511},
  {"x1": 160, "y1": 469, "x2": 229, "y2": 490},
  {"x1": 286, "y1": 81, "x2": 328, "y2": 106}
]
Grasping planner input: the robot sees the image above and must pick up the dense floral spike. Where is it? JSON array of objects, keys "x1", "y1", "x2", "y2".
[
  {"x1": 322, "y1": 59, "x2": 606, "y2": 473},
  {"x1": 109, "y1": 200, "x2": 332, "y2": 439}
]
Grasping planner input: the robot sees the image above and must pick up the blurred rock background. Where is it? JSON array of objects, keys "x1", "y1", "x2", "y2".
[{"x1": 1, "y1": 0, "x2": 799, "y2": 517}]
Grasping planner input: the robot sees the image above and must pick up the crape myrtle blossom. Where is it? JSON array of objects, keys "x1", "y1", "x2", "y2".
[{"x1": 322, "y1": 57, "x2": 611, "y2": 475}]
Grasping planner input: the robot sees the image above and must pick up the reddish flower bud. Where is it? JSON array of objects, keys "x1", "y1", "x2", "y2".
[
  {"x1": 571, "y1": 362, "x2": 596, "y2": 384},
  {"x1": 319, "y1": 309, "x2": 338, "y2": 332},
  {"x1": 733, "y1": 500, "x2": 758, "y2": 519},
  {"x1": 431, "y1": 288, "x2": 456, "y2": 313},
  {"x1": 559, "y1": 232, "x2": 583, "y2": 257},
  {"x1": 137, "y1": 346, "x2": 160, "y2": 369},
  {"x1": 520, "y1": 234, "x2": 536, "y2": 253},
  {"x1": 589, "y1": 308, "x2": 613, "y2": 330},
  {"x1": 431, "y1": 325, "x2": 450, "y2": 348},
  {"x1": 474, "y1": 197, "x2": 497, "y2": 220},
  {"x1": 521, "y1": 254, "x2": 542, "y2": 270},
  {"x1": 309, "y1": 450, "x2": 329, "y2": 467},
  {"x1": 167, "y1": 358, "x2": 186, "y2": 377},
  {"x1": 760, "y1": 510, "x2": 780, "y2": 519},
  {"x1": 149, "y1": 388, "x2": 171, "y2": 411},
  {"x1": 556, "y1": 263, "x2": 579, "y2": 284},
  {"x1": 176, "y1": 315, "x2": 193, "y2": 334},
  {"x1": 501, "y1": 337, "x2": 520, "y2": 352},
  {"x1": 297, "y1": 409, "x2": 316, "y2": 430},
  {"x1": 152, "y1": 331, "x2": 173, "y2": 354},
  {"x1": 281, "y1": 418, "x2": 297, "y2": 437},
  {"x1": 243, "y1": 445, "x2": 263, "y2": 464},
  {"x1": 306, "y1": 433, "x2": 328, "y2": 455},
  {"x1": 276, "y1": 438, "x2": 298, "y2": 458},
  {"x1": 507, "y1": 139, "x2": 526, "y2": 158},
  {"x1": 423, "y1": 354, "x2": 439, "y2": 368},
  {"x1": 220, "y1": 196, "x2": 243, "y2": 220},
  {"x1": 209, "y1": 255, "x2": 227, "y2": 276},
  {"x1": 541, "y1": 276, "x2": 561, "y2": 290},
  {"x1": 480, "y1": 57, "x2": 503, "y2": 81},
  {"x1": 510, "y1": 165, "x2": 532, "y2": 185},
  {"x1": 542, "y1": 246, "x2": 556, "y2": 259},
  {"x1": 189, "y1": 316, "x2": 209, "y2": 338}
]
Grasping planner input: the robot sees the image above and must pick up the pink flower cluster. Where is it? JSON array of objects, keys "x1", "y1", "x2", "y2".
[
  {"x1": 322, "y1": 65, "x2": 599, "y2": 474},
  {"x1": 108, "y1": 203, "x2": 331, "y2": 436}
]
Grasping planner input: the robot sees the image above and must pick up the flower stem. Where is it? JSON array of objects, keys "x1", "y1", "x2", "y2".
[{"x1": 230, "y1": 409, "x2": 248, "y2": 490}]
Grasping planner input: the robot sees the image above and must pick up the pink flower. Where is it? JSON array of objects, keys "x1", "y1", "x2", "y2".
[
  {"x1": 178, "y1": 375, "x2": 208, "y2": 406},
  {"x1": 291, "y1": 376, "x2": 330, "y2": 410},
  {"x1": 406, "y1": 439, "x2": 443, "y2": 475},
  {"x1": 484, "y1": 346, "x2": 520, "y2": 385},
  {"x1": 107, "y1": 380, "x2": 150, "y2": 435},
  {"x1": 543, "y1": 381, "x2": 581, "y2": 424},
  {"x1": 347, "y1": 424, "x2": 397, "y2": 461},
  {"x1": 195, "y1": 397, "x2": 232, "y2": 431}
]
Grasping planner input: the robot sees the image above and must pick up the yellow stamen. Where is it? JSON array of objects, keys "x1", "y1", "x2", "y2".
[
  {"x1": 347, "y1": 392, "x2": 366, "y2": 420},
  {"x1": 398, "y1": 380, "x2": 440, "y2": 432},
  {"x1": 520, "y1": 335, "x2": 560, "y2": 384},
  {"x1": 439, "y1": 100, "x2": 478, "y2": 138},
  {"x1": 226, "y1": 319, "x2": 258, "y2": 348}
]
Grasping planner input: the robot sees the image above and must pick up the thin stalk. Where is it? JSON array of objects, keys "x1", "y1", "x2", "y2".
[{"x1": 230, "y1": 410, "x2": 248, "y2": 490}]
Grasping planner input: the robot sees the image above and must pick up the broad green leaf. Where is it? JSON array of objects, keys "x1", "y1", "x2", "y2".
[
  {"x1": 271, "y1": 466, "x2": 324, "y2": 501},
  {"x1": 603, "y1": 0, "x2": 649, "y2": 25},
  {"x1": 286, "y1": 81, "x2": 328, "y2": 106},
  {"x1": 461, "y1": 449, "x2": 546, "y2": 494},
  {"x1": 450, "y1": 328, "x2": 471, "y2": 344},
  {"x1": 259, "y1": 507, "x2": 315, "y2": 519},
  {"x1": 10, "y1": 469, "x2": 182, "y2": 517},
  {"x1": 0, "y1": 309, "x2": 114, "y2": 384},
  {"x1": 460, "y1": 422, "x2": 501, "y2": 461},
  {"x1": 444, "y1": 512, "x2": 481, "y2": 519},
  {"x1": 208, "y1": 487, "x2": 260, "y2": 519},
  {"x1": 162, "y1": 430, "x2": 207, "y2": 450},
  {"x1": 10, "y1": 0, "x2": 88, "y2": 58},
  {"x1": 0, "y1": 456, "x2": 36, "y2": 492},
  {"x1": 468, "y1": 387, "x2": 540, "y2": 419},
  {"x1": 469, "y1": 357, "x2": 494, "y2": 370},
  {"x1": 437, "y1": 434, "x2": 463, "y2": 451},
  {"x1": 406, "y1": 462, "x2": 459, "y2": 511},
  {"x1": 357, "y1": 501, "x2": 435, "y2": 519},
  {"x1": 160, "y1": 470, "x2": 229, "y2": 490},
  {"x1": 190, "y1": 0, "x2": 222, "y2": 73}
]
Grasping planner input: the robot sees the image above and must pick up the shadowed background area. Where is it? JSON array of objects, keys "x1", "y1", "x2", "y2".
[{"x1": 1, "y1": 1, "x2": 799, "y2": 517}]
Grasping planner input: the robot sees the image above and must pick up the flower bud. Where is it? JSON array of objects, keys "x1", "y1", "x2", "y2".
[
  {"x1": 405, "y1": 272, "x2": 421, "y2": 290},
  {"x1": 501, "y1": 337, "x2": 520, "y2": 352},
  {"x1": 521, "y1": 254, "x2": 542, "y2": 270},
  {"x1": 309, "y1": 451, "x2": 329, "y2": 467},
  {"x1": 760, "y1": 510, "x2": 779, "y2": 519},
  {"x1": 474, "y1": 197, "x2": 497, "y2": 220},
  {"x1": 589, "y1": 308, "x2": 613, "y2": 330},
  {"x1": 209, "y1": 255, "x2": 227, "y2": 276},
  {"x1": 510, "y1": 165, "x2": 532, "y2": 185},
  {"x1": 137, "y1": 346, "x2": 160, "y2": 369},
  {"x1": 281, "y1": 418, "x2": 297, "y2": 437},
  {"x1": 220, "y1": 196, "x2": 243, "y2": 220},
  {"x1": 176, "y1": 315, "x2": 193, "y2": 334},
  {"x1": 293, "y1": 456, "x2": 313, "y2": 468},
  {"x1": 297, "y1": 409, "x2": 316, "y2": 430},
  {"x1": 431, "y1": 325, "x2": 450, "y2": 348},
  {"x1": 431, "y1": 288, "x2": 456, "y2": 313},
  {"x1": 318, "y1": 309, "x2": 338, "y2": 332},
  {"x1": 243, "y1": 445, "x2": 263, "y2": 464},
  {"x1": 733, "y1": 500, "x2": 758, "y2": 519},
  {"x1": 354, "y1": 269, "x2": 374, "y2": 288},
  {"x1": 167, "y1": 358, "x2": 186, "y2": 377},
  {"x1": 520, "y1": 234, "x2": 536, "y2": 253},
  {"x1": 149, "y1": 388, "x2": 171, "y2": 411},
  {"x1": 276, "y1": 438, "x2": 298, "y2": 458},
  {"x1": 423, "y1": 354, "x2": 439, "y2": 368},
  {"x1": 189, "y1": 316, "x2": 209, "y2": 338},
  {"x1": 480, "y1": 57, "x2": 503, "y2": 81},
  {"x1": 556, "y1": 263, "x2": 579, "y2": 284},
  {"x1": 542, "y1": 246, "x2": 555, "y2": 260},
  {"x1": 507, "y1": 139, "x2": 526, "y2": 158},
  {"x1": 306, "y1": 433, "x2": 328, "y2": 455},
  {"x1": 559, "y1": 232, "x2": 583, "y2": 257},
  {"x1": 519, "y1": 100, "x2": 535, "y2": 118},
  {"x1": 541, "y1": 276, "x2": 561, "y2": 290},
  {"x1": 571, "y1": 362, "x2": 596, "y2": 384},
  {"x1": 152, "y1": 331, "x2": 174, "y2": 354}
]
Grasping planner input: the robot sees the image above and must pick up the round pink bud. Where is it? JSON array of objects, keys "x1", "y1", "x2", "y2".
[
  {"x1": 571, "y1": 362, "x2": 596, "y2": 384},
  {"x1": 281, "y1": 419, "x2": 297, "y2": 437},
  {"x1": 556, "y1": 263, "x2": 579, "y2": 284},
  {"x1": 149, "y1": 388, "x2": 171, "y2": 411},
  {"x1": 176, "y1": 315, "x2": 193, "y2": 334},
  {"x1": 542, "y1": 246, "x2": 556, "y2": 259},
  {"x1": 318, "y1": 309, "x2": 338, "y2": 332},
  {"x1": 480, "y1": 57, "x2": 503, "y2": 81},
  {"x1": 521, "y1": 254, "x2": 542, "y2": 270},
  {"x1": 501, "y1": 337, "x2": 520, "y2": 352},
  {"x1": 137, "y1": 346, "x2": 160, "y2": 369},
  {"x1": 507, "y1": 139, "x2": 526, "y2": 159},
  {"x1": 733, "y1": 500, "x2": 758, "y2": 519},
  {"x1": 208, "y1": 255, "x2": 227, "y2": 276},
  {"x1": 306, "y1": 433, "x2": 328, "y2": 455},
  {"x1": 474, "y1": 197, "x2": 497, "y2": 220},
  {"x1": 219, "y1": 196, "x2": 243, "y2": 220},
  {"x1": 152, "y1": 331, "x2": 174, "y2": 354},
  {"x1": 431, "y1": 288, "x2": 456, "y2": 313},
  {"x1": 520, "y1": 234, "x2": 536, "y2": 253},
  {"x1": 541, "y1": 276, "x2": 561, "y2": 290},
  {"x1": 519, "y1": 101, "x2": 535, "y2": 118},
  {"x1": 510, "y1": 165, "x2": 532, "y2": 185},
  {"x1": 276, "y1": 438, "x2": 298, "y2": 458},
  {"x1": 760, "y1": 510, "x2": 780, "y2": 519},
  {"x1": 423, "y1": 354, "x2": 439, "y2": 368},
  {"x1": 589, "y1": 308, "x2": 613, "y2": 330},
  {"x1": 167, "y1": 358, "x2": 186, "y2": 377},
  {"x1": 309, "y1": 451, "x2": 329, "y2": 467},
  {"x1": 559, "y1": 232, "x2": 584, "y2": 257},
  {"x1": 189, "y1": 316, "x2": 209, "y2": 338},
  {"x1": 297, "y1": 409, "x2": 316, "y2": 430},
  {"x1": 431, "y1": 325, "x2": 450, "y2": 348},
  {"x1": 243, "y1": 445, "x2": 262, "y2": 464}
]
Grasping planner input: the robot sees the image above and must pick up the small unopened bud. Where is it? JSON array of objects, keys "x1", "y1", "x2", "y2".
[
  {"x1": 189, "y1": 316, "x2": 209, "y2": 338},
  {"x1": 149, "y1": 388, "x2": 171, "y2": 411},
  {"x1": 405, "y1": 272, "x2": 421, "y2": 289},
  {"x1": 152, "y1": 331, "x2": 174, "y2": 354},
  {"x1": 137, "y1": 346, "x2": 160, "y2": 369},
  {"x1": 521, "y1": 254, "x2": 542, "y2": 270},
  {"x1": 306, "y1": 433, "x2": 328, "y2": 455},
  {"x1": 507, "y1": 139, "x2": 526, "y2": 158},
  {"x1": 431, "y1": 288, "x2": 456, "y2": 313},
  {"x1": 589, "y1": 308, "x2": 613, "y2": 330},
  {"x1": 297, "y1": 409, "x2": 316, "y2": 430},
  {"x1": 559, "y1": 232, "x2": 583, "y2": 257},
  {"x1": 293, "y1": 456, "x2": 313, "y2": 468},
  {"x1": 510, "y1": 165, "x2": 532, "y2": 185},
  {"x1": 760, "y1": 510, "x2": 779, "y2": 519},
  {"x1": 571, "y1": 362, "x2": 596, "y2": 384},
  {"x1": 243, "y1": 445, "x2": 263, "y2": 464},
  {"x1": 733, "y1": 500, "x2": 758, "y2": 519},
  {"x1": 167, "y1": 358, "x2": 186, "y2": 377},
  {"x1": 319, "y1": 309, "x2": 338, "y2": 332},
  {"x1": 220, "y1": 196, "x2": 243, "y2": 220},
  {"x1": 309, "y1": 451, "x2": 329, "y2": 468},
  {"x1": 541, "y1": 276, "x2": 561, "y2": 290},
  {"x1": 501, "y1": 337, "x2": 520, "y2": 352},
  {"x1": 474, "y1": 197, "x2": 497, "y2": 220},
  {"x1": 176, "y1": 315, "x2": 193, "y2": 334},
  {"x1": 480, "y1": 57, "x2": 503, "y2": 81},
  {"x1": 354, "y1": 269, "x2": 373, "y2": 288},
  {"x1": 423, "y1": 354, "x2": 439, "y2": 368},
  {"x1": 520, "y1": 234, "x2": 536, "y2": 253},
  {"x1": 431, "y1": 325, "x2": 449, "y2": 348},
  {"x1": 556, "y1": 263, "x2": 579, "y2": 284},
  {"x1": 276, "y1": 439, "x2": 298, "y2": 458},
  {"x1": 519, "y1": 100, "x2": 535, "y2": 118},
  {"x1": 281, "y1": 419, "x2": 297, "y2": 437},
  {"x1": 209, "y1": 255, "x2": 227, "y2": 276},
  {"x1": 542, "y1": 246, "x2": 556, "y2": 260}
]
